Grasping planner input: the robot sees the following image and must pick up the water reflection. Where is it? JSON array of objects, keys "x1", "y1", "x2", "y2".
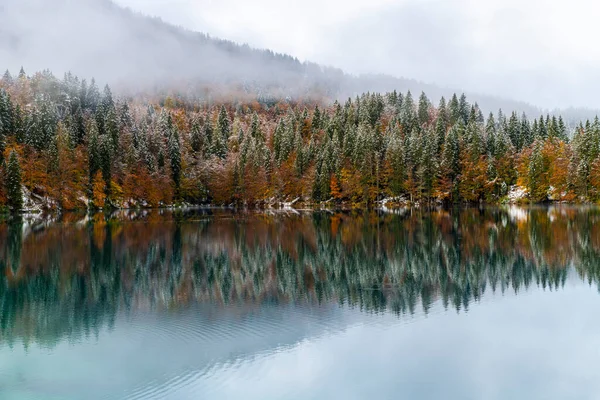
[{"x1": 1, "y1": 206, "x2": 599, "y2": 349}]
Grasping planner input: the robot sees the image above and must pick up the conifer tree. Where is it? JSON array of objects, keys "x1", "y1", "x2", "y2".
[
  {"x1": 507, "y1": 112, "x2": 521, "y2": 151},
  {"x1": 217, "y1": 105, "x2": 231, "y2": 140},
  {"x1": 458, "y1": 93, "x2": 470, "y2": 124},
  {"x1": 528, "y1": 140, "x2": 548, "y2": 202},
  {"x1": 449, "y1": 94, "x2": 460, "y2": 125},
  {"x1": 312, "y1": 105, "x2": 321, "y2": 132},
  {"x1": 0, "y1": 117, "x2": 4, "y2": 161},
  {"x1": 400, "y1": 91, "x2": 416, "y2": 133},
  {"x1": 417, "y1": 92, "x2": 430, "y2": 127},
  {"x1": 520, "y1": 113, "x2": 532, "y2": 147},
  {"x1": 6, "y1": 150, "x2": 23, "y2": 212},
  {"x1": 190, "y1": 119, "x2": 203, "y2": 153},
  {"x1": 168, "y1": 127, "x2": 182, "y2": 199},
  {"x1": 485, "y1": 113, "x2": 497, "y2": 157},
  {"x1": 557, "y1": 116, "x2": 568, "y2": 142},
  {"x1": 2, "y1": 70, "x2": 13, "y2": 85},
  {"x1": 441, "y1": 122, "x2": 462, "y2": 198}
]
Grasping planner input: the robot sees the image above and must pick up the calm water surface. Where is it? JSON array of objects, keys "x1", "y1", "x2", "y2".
[{"x1": 1, "y1": 207, "x2": 600, "y2": 399}]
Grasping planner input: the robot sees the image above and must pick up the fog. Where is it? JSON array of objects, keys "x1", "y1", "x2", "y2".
[
  {"x1": 0, "y1": 0, "x2": 596, "y2": 114},
  {"x1": 115, "y1": 0, "x2": 600, "y2": 110}
]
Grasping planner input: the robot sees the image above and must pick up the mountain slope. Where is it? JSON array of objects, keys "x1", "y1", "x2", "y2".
[{"x1": 0, "y1": 0, "x2": 586, "y2": 118}]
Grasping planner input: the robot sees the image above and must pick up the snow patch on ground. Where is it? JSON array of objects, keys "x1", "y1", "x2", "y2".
[
  {"x1": 507, "y1": 185, "x2": 528, "y2": 203},
  {"x1": 378, "y1": 197, "x2": 410, "y2": 214}
]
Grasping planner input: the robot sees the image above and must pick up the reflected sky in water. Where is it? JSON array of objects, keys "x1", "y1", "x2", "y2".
[{"x1": 1, "y1": 208, "x2": 600, "y2": 399}]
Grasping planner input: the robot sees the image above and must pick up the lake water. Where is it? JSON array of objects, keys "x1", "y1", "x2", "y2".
[{"x1": 1, "y1": 207, "x2": 600, "y2": 400}]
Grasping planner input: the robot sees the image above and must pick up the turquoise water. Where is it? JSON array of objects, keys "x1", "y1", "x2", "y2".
[{"x1": 1, "y1": 208, "x2": 599, "y2": 399}]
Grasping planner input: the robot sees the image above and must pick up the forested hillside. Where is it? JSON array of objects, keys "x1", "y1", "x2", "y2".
[
  {"x1": 0, "y1": 0, "x2": 571, "y2": 118},
  {"x1": 0, "y1": 69, "x2": 599, "y2": 212}
]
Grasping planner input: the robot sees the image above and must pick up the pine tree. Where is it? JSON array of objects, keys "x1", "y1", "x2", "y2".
[
  {"x1": 217, "y1": 105, "x2": 231, "y2": 140},
  {"x1": 87, "y1": 79, "x2": 100, "y2": 113},
  {"x1": 13, "y1": 104, "x2": 24, "y2": 144},
  {"x1": 250, "y1": 112, "x2": 264, "y2": 142},
  {"x1": 458, "y1": 93, "x2": 470, "y2": 124},
  {"x1": 441, "y1": 122, "x2": 462, "y2": 199},
  {"x1": 0, "y1": 89, "x2": 14, "y2": 135},
  {"x1": 99, "y1": 134, "x2": 112, "y2": 197},
  {"x1": 190, "y1": 119, "x2": 203, "y2": 153},
  {"x1": 70, "y1": 104, "x2": 86, "y2": 146},
  {"x1": 6, "y1": 150, "x2": 23, "y2": 212},
  {"x1": 313, "y1": 105, "x2": 322, "y2": 132},
  {"x1": 485, "y1": 113, "x2": 497, "y2": 157},
  {"x1": 0, "y1": 117, "x2": 4, "y2": 161},
  {"x1": 417, "y1": 92, "x2": 430, "y2": 127},
  {"x1": 105, "y1": 107, "x2": 119, "y2": 150},
  {"x1": 168, "y1": 127, "x2": 182, "y2": 199},
  {"x1": 386, "y1": 134, "x2": 405, "y2": 196},
  {"x1": 528, "y1": 140, "x2": 548, "y2": 202},
  {"x1": 400, "y1": 91, "x2": 416, "y2": 133},
  {"x1": 87, "y1": 120, "x2": 100, "y2": 183},
  {"x1": 558, "y1": 116, "x2": 568, "y2": 142},
  {"x1": 449, "y1": 94, "x2": 460, "y2": 125},
  {"x1": 465, "y1": 113, "x2": 484, "y2": 160},
  {"x1": 273, "y1": 119, "x2": 285, "y2": 164},
  {"x1": 538, "y1": 115, "x2": 548, "y2": 140},
  {"x1": 2, "y1": 70, "x2": 13, "y2": 85},
  {"x1": 507, "y1": 112, "x2": 521, "y2": 151},
  {"x1": 520, "y1": 113, "x2": 532, "y2": 147}
]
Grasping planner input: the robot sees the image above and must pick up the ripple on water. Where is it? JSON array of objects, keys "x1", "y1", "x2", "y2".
[{"x1": 114, "y1": 301, "x2": 352, "y2": 399}]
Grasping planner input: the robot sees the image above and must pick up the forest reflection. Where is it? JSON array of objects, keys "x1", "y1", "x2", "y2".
[{"x1": 1, "y1": 207, "x2": 600, "y2": 347}]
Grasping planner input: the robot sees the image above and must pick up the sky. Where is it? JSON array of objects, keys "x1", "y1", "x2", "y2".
[{"x1": 113, "y1": 0, "x2": 600, "y2": 109}]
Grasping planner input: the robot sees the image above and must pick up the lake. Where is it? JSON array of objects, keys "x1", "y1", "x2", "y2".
[{"x1": 1, "y1": 207, "x2": 600, "y2": 400}]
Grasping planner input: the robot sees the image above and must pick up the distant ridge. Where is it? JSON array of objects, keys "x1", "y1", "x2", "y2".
[{"x1": 0, "y1": 0, "x2": 597, "y2": 121}]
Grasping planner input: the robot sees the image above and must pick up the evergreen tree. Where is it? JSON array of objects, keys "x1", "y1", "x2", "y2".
[
  {"x1": 507, "y1": 112, "x2": 521, "y2": 151},
  {"x1": 2, "y1": 70, "x2": 13, "y2": 85},
  {"x1": 441, "y1": 122, "x2": 462, "y2": 199},
  {"x1": 13, "y1": 104, "x2": 24, "y2": 144},
  {"x1": 400, "y1": 91, "x2": 416, "y2": 133},
  {"x1": 87, "y1": 120, "x2": 100, "y2": 183},
  {"x1": 417, "y1": 92, "x2": 430, "y2": 127},
  {"x1": 449, "y1": 93, "x2": 460, "y2": 125},
  {"x1": 217, "y1": 105, "x2": 231, "y2": 140},
  {"x1": 485, "y1": 113, "x2": 497, "y2": 156},
  {"x1": 312, "y1": 105, "x2": 322, "y2": 132},
  {"x1": 0, "y1": 117, "x2": 4, "y2": 161},
  {"x1": 250, "y1": 112, "x2": 264, "y2": 142},
  {"x1": 87, "y1": 79, "x2": 100, "y2": 112},
  {"x1": 69, "y1": 104, "x2": 86, "y2": 146},
  {"x1": 99, "y1": 134, "x2": 112, "y2": 196},
  {"x1": 6, "y1": 150, "x2": 23, "y2": 212},
  {"x1": 190, "y1": 119, "x2": 203, "y2": 153},
  {"x1": 465, "y1": 113, "x2": 484, "y2": 159},
  {"x1": 168, "y1": 127, "x2": 182, "y2": 199},
  {"x1": 538, "y1": 115, "x2": 548, "y2": 140},
  {"x1": 458, "y1": 93, "x2": 470, "y2": 124},
  {"x1": 520, "y1": 113, "x2": 532, "y2": 147},
  {"x1": 105, "y1": 107, "x2": 119, "y2": 150},
  {"x1": 557, "y1": 116, "x2": 568, "y2": 142},
  {"x1": 528, "y1": 140, "x2": 548, "y2": 202}
]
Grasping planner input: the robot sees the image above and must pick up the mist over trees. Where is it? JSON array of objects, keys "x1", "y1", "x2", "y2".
[{"x1": 2, "y1": 0, "x2": 592, "y2": 122}]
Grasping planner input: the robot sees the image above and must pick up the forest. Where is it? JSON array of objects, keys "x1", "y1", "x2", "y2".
[{"x1": 0, "y1": 68, "x2": 599, "y2": 212}]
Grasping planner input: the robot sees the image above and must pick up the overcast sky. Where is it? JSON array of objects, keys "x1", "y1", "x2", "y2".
[{"x1": 113, "y1": 0, "x2": 600, "y2": 109}]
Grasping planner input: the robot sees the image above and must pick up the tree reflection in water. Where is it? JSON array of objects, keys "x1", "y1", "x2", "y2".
[{"x1": 1, "y1": 206, "x2": 599, "y2": 347}]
